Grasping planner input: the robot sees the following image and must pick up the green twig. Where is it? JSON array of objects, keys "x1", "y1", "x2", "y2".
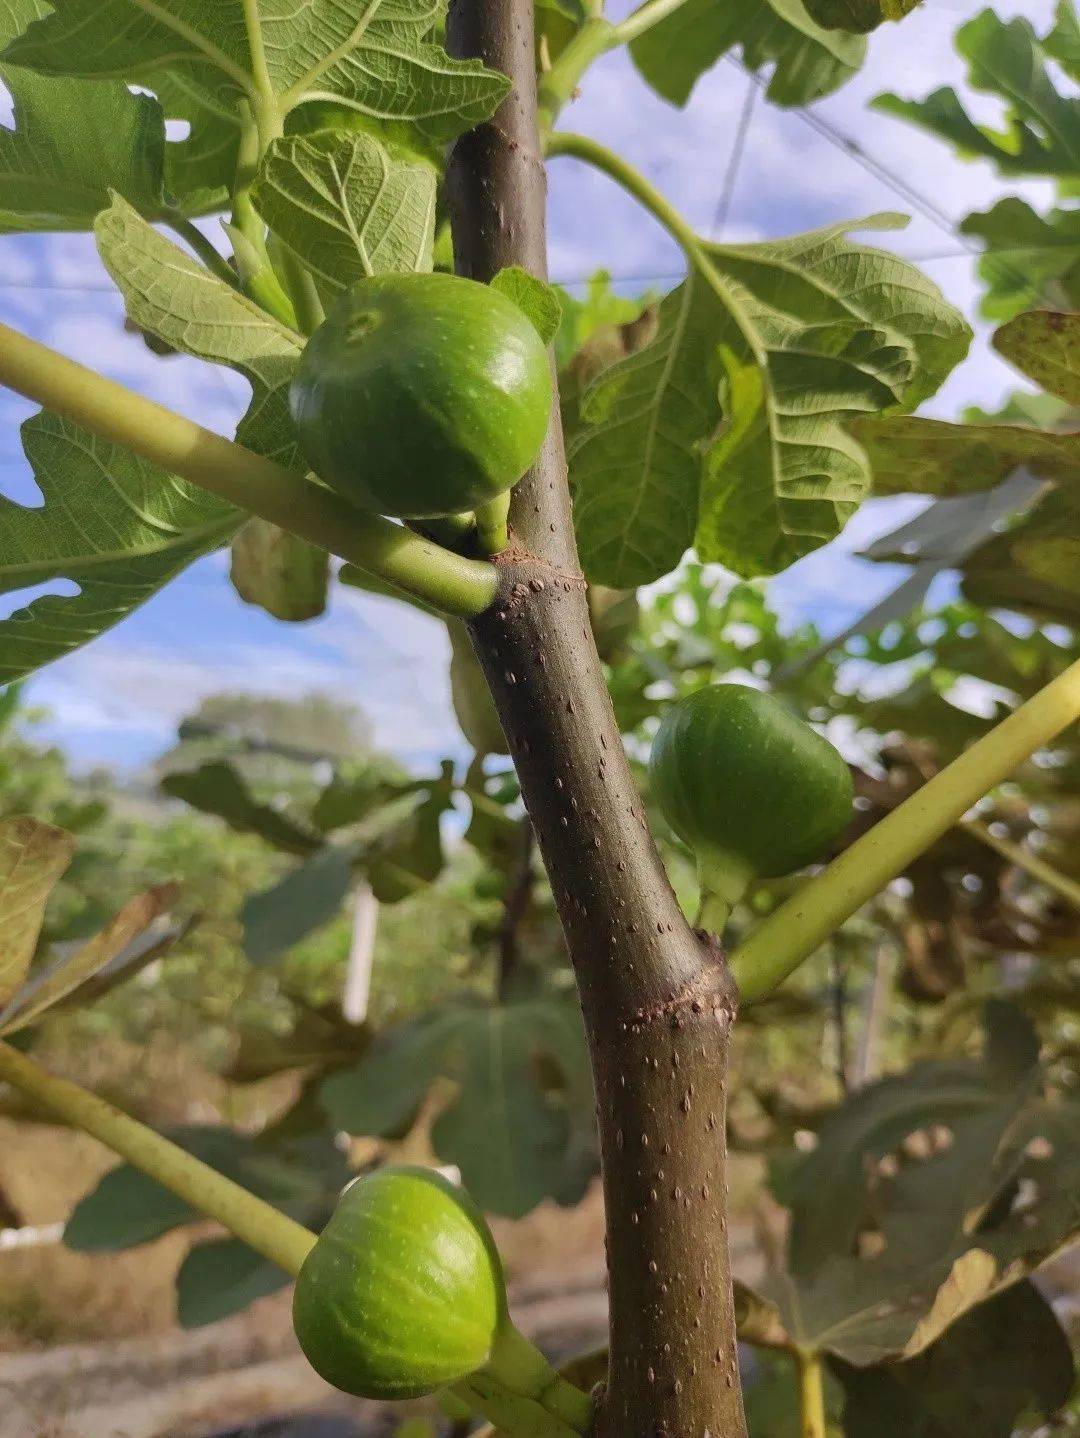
[
  {"x1": 731, "y1": 658, "x2": 1080, "y2": 1002},
  {"x1": 0, "y1": 1041, "x2": 315, "y2": 1276},
  {"x1": 0, "y1": 321, "x2": 499, "y2": 619},
  {"x1": 160, "y1": 210, "x2": 240, "y2": 291},
  {"x1": 272, "y1": 238, "x2": 326, "y2": 335},
  {"x1": 794, "y1": 1348, "x2": 826, "y2": 1438},
  {"x1": 611, "y1": 0, "x2": 692, "y2": 44},
  {"x1": 536, "y1": 18, "x2": 616, "y2": 131},
  {"x1": 963, "y1": 815, "x2": 1080, "y2": 912},
  {"x1": 536, "y1": 0, "x2": 691, "y2": 130},
  {"x1": 546, "y1": 130, "x2": 704, "y2": 265}
]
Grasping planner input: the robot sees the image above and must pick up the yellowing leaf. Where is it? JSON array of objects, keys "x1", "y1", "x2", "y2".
[{"x1": 0, "y1": 816, "x2": 74, "y2": 1006}]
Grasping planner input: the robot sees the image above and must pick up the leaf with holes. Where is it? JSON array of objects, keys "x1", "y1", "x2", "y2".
[
  {"x1": 321, "y1": 998, "x2": 597, "y2": 1216},
  {"x1": 631, "y1": 0, "x2": 866, "y2": 108},
  {"x1": 252, "y1": 131, "x2": 436, "y2": 301},
  {"x1": 4, "y1": 0, "x2": 510, "y2": 147}
]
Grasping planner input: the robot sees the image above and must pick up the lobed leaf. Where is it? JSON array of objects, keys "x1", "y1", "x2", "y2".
[
  {"x1": 0, "y1": 413, "x2": 236, "y2": 685},
  {"x1": 960, "y1": 199, "x2": 1080, "y2": 322},
  {"x1": 321, "y1": 997, "x2": 597, "y2": 1216},
  {"x1": 571, "y1": 217, "x2": 970, "y2": 585},
  {"x1": 833, "y1": 1281, "x2": 1075, "y2": 1438},
  {"x1": 630, "y1": 0, "x2": 866, "y2": 108},
  {"x1": 873, "y1": 9, "x2": 1080, "y2": 181},
  {"x1": 4, "y1": 0, "x2": 510, "y2": 146},
  {"x1": 0, "y1": 67, "x2": 165, "y2": 232}
]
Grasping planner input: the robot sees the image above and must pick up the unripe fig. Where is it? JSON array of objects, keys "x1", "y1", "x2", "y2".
[
  {"x1": 290, "y1": 275, "x2": 551, "y2": 522},
  {"x1": 649, "y1": 684, "x2": 853, "y2": 933}
]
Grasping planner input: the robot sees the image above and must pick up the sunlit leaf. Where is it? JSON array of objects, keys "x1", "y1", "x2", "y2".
[
  {"x1": 571, "y1": 217, "x2": 969, "y2": 585},
  {"x1": 5, "y1": 0, "x2": 510, "y2": 146},
  {"x1": 252, "y1": 130, "x2": 437, "y2": 299},
  {"x1": 874, "y1": 10, "x2": 1080, "y2": 180},
  {"x1": 0, "y1": 413, "x2": 236, "y2": 685},
  {"x1": 491, "y1": 266, "x2": 563, "y2": 345},
  {"x1": 0, "y1": 66, "x2": 164, "y2": 232}
]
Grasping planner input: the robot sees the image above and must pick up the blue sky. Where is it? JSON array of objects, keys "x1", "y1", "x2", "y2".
[{"x1": 0, "y1": 0, "x2": 1060, "y2": 772}]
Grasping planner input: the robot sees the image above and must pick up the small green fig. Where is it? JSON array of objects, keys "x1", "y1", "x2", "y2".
[
  {"x1": 293, "y1": 1166, "x2": 592, "y2": 1436},
  {"x1": 293, "y1": 1165, "x2": 505, "y2": 1400},
  {"x1": 649, "y1": 684, "x2": 853, "y2": 934},
  {"x1": 289, "y1": 274, "x2": 552, "y2": 522}
]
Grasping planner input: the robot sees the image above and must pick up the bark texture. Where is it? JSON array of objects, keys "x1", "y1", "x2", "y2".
[{"x1": 446, "y1": 3, "x2": 749, "y2": 1434}]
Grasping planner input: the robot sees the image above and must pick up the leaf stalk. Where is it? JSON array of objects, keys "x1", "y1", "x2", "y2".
[
  {"x1": 0, "y1": 1041, "x2": 316, "y2": 1276},
  {"x1": 732, "y1": 657, "x2": 1080, "y2": 1001},
  {"x1": 0, "y1": 321, "x2": 499, "y2": 619}
]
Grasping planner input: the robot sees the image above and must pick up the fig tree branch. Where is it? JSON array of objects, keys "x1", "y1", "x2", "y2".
[
  {"x1": 732, "y1": 657, "x2": 1080, "y2": 1001},
  {"x1": 446, "y1": 2, "x2": 748, "y2": 1432},
  {"x1": 0, "y1": 321, "x2": 498, "y2": 619},
  {"x1": 0, "y1": 1041, "x2": 316, "y2": 1276}
]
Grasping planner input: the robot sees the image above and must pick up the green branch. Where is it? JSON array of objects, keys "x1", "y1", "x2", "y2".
[
  {"x1": 0, "y1": 1041, "x2": 315, "y2": 1276},
  {"x1": 0, "y1": 321, "x2": 499, "y2": 619},
  {"x1": 731, "y1": 658, "x2": 1080, "y2": 1002},
  {"x1": 612, "y1": 0, "x2": 692, "y2": 45},
  {"x1": 963, "y1": 816, "x2": 1080, "y2": 912},
  {"x1": 160, "y1": 209, "x2": 241, "y2": 291},
  {"x1": 546, "y1": 130, "x2": 702, "y2": 263},
  {"x1": 794, "y1": 1349, "x2": 826, "y2": 1438},
  {"x1": 536, "y1": 0, "x2": 690, "y2": 130}
]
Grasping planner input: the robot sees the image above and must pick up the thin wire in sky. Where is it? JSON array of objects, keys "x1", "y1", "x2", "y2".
[{"x1": 712, "y1": 74, "x2": 757, "y2": 240}]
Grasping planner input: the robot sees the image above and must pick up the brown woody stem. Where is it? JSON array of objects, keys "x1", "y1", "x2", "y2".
[{"x1": 446, "y1": 1, "x2": 748, "y2": 1433}]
